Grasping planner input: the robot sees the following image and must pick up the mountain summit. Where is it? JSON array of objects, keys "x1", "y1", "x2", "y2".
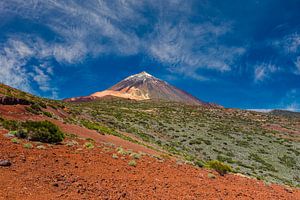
[{"x1": 64, "y1": 71, "x2": 205, "y2": 105}]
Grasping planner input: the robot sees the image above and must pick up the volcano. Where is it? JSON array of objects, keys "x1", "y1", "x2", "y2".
[{"x1": 64, "y1": 71, "x2": 206, "y2": 105}]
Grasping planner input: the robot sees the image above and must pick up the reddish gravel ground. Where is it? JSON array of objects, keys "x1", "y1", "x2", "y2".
[
  {"x1": 1, "y1": 105, "x2": 300, "y2": 199},
  {"x1": 0, "y1": 105, "x2": 161, "y2": 155},
  {"x1": 1, "y1": 130, "x2": 300, "y2": 200}
]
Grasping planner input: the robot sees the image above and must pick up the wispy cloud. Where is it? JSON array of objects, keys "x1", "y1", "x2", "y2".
[
  {"x1": 253, "y1": 62, "x2": 278, "y2": 82},
  {"x1": 148, "y1": 20, "x2": 246, "y2": 80},
  {"x1": 0, "y1": 0, "x2": 247, "y2": 96},
  {"x1": 280, "y1": 89, "x2": 300, "y2": 112},
  {"x1": 294, "y1": 56, "x2": 300, "y2": 74},
  {"x1": 0, "y1": 37, "x2": 61, "y2": 97},
  {"x1": 272, "y1": 33, "x2": 300, "y2": 75}
]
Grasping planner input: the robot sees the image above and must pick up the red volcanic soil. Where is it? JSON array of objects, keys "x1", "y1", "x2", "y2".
[{"x1": 1, "y1": 105, "x2": 300, "y2": 199}]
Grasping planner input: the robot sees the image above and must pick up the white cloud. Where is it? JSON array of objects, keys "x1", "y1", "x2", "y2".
[
  {"x1": 279, "y1": 89, "x2": 300, "y2": 112},
  {"x1": 285, "y1": 103, "x2": 300, "y2": 112},
  {"x1": 0, "y1": 56, "x2": 30, "y2": 92},
  {"x1": 149, "y1": 21, "x2": 245, "y2": 78},
  {"x1": 283, "y1": 33, "x2": 300, "y2": 54},
  {"x1": 0, "y1": 0, "x2": 247, "y2": 96},
  {"x1": 254, "y1": 62, "x2": 278, "y2": 82},
  {"x1": 247, "y1": 109, "x2": 273, "y2": 113},
  {"x1": 294, "y1": 56, "x2": 300, "y2": 74},
  {"x1": 272, "y1": 33, "x2": 300, "y2": 75},
  {"x1": 0, "y1": 37, "x2": 59, "y2": 97}
]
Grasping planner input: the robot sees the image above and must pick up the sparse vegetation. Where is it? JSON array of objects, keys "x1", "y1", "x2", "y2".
[
  {"x1": 23, "y1": 143, "x2": 33, "y2": 149},
  {"x1": 1, "y1": 119, "x2": 65, "y2": 143},
  {"x1": 22, "y1": 121, "x2": 65, "y2": 143},
  {"x1": 64, "y1": 99, "x2": 300, "y2": 186},
  {"x1": 84, "y1": 142, "x2": 94, "y2": 149},
  {"x1": 112, "y1": 154, "x2": 119, "y2": 159},
  {"x1": 206, "y1": 160, "x2": 233, "y2": 176},
  {"x1": 1, "y1": 83, "x2": 299, "y2": 187},
  {"x1": 128, "y1": 160, "x2": 137, "y2": 167},
  {"x1": 131, "y1": 153, "x2": 141, "y2": 159},
  {"x1": 11, "y1": 138, "x2": 20, "y2": 144}
]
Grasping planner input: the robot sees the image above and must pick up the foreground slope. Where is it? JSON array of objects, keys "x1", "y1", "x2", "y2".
[
  {"x1": 1, "y1": 129, "x2": 299, "y2": 200},
  {"x1": 68, "y1": 99, "x2": 300, "y2": 187},
  {"x1": 0, "y1": 83, "x2": 300, "y2": 199}
]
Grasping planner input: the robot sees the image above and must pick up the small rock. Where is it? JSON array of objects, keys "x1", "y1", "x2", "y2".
[
  {"x1": 52, "y1": 183, "x2": 59, "y2": 187},
  {"x1": 36, "y1": 145, "x2": 47, "y2": 150},
  {"x1": 285, "y1": 187, "x2": 293, "y2": 193},
  {"x1": 4, "y1": 133, "x2": 15, "y2": 138},
  {"x1": 0, "y1": 160, "x2": 11, "y2": 167}
]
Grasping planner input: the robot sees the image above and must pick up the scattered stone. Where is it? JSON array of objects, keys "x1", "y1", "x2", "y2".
[
  {"x1": 4, "y1": 132, "x2": 16, "y2": 138},
  {"x1": 284, "y1": 187, "x2": 293, "y2": 193},
  {"x1": 52, "y1": 183, "x2": 59, "y2": 187},
  {"x1": 36, "y1": 145, "x2": 47, "y2": 150},
  {"x1": 0, "y1": 160, "x2": 11, "y2": 167}
]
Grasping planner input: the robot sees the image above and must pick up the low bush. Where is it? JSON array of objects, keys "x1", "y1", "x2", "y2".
[
  {"x1": 22, "y1": 121, "x2": 65, "y2": 143},
  {"x1": 206, "y1": 160, "x2": 233, "y2": 176},
  {"x1": 128, "y1": 160, "x2": 137, "y2": 167},
  {"x1": 130, "y1": 153, "x2": 141, "y2": 159},
  {"x1": 43, "y1": 111, "x2": 53, "y2": 118},
  {"x1": 23, "y1": 143, "x2": 33, "y2": 149},
  {"x1": 112, "y1": 154, "x2": 119, "y2": 159},
  {"x1": 1, "y1": 119, "x2": 64, "y2": 143},
  {"x1": 84, "y1": 142, "x2": 94, "y2": 149},
  {"x1": 25, "y1": 104, "x2": 42, "y2": 114},
  {"x1": 194, "y1": 160, "x2": 205, "y2": 168},
  {"x1": 11, "y1": 138, "x2": 20, "y2": 144}
]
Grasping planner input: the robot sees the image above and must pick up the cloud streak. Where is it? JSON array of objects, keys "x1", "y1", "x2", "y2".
[
  {"x1": 0, "y1": 0, "x2": 247, "y2": 91},
  {"x1": 272, "y1": 33, "x2": 300, "y2": 74},
  {"x1": 254, "y1": 62, "x2": 278, "y2": 82}
]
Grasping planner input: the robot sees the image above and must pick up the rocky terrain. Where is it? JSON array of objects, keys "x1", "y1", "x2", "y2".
[{"x1": 0, "y1": 83, "x2": 300, "y2": 199}]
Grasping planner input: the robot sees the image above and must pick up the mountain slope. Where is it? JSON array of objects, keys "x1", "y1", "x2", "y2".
[
  {"x1": 1, "y1": 82, "x2": 300, "y2": 191},
  {"x1": 64, "y1": 72, "x2": 206, "y2": 105}
]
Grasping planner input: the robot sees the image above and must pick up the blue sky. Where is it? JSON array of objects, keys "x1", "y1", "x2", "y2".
[{"x1": 0, "y1": 0, "x2": 299, "y2": 111}]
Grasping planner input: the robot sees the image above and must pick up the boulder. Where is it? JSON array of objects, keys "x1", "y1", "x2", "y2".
[{"x1": 0, "y1": 160, "x2": 11, "y2": 167}]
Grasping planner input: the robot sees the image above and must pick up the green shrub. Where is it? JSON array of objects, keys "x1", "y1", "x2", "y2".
[
  {"x1": 128, "y1": 160, "x2": 137, "y2": 167},
  {"x1": 112, "y1": 154, "x2": 119, "y2": 159},
  {"x1": 43, "y1": 111, "x2": 53, "y2": 118},
  {"x1": 194, "y1": 160, "x2": 205, "y2": 168},
  {"x1": 86, "y1": 138, "x2": 95, "y2": 142},
  {"x1": 116, "y1": 147, "x2": 128, "y2": 155},
  {"x1": 1, "y1": 119, "x2": 19, "y2": 130},
  {"x1": 23, "y1": 143, "x2": 33, "y2": 149},
  {"x1": 37, "y1": 102, "x2": 47, "y2": 109},
  {"x1": 278, "y1": 155, "x2": 296, "y2": 168},
  {"x1": 206, "y1": 160, "x2": 233, "y2": 176},
  {"x1": 1, "y1": 120, "x2": 65, "y2": 143},
  {"x1": 15, "y1": 129, "x2": 28, "y2": 139},
  {"x1": 22, "y1": 121, "x2": 65, "y2": 143},
  {"x1": 249, "y1": 153, "x2": 277, "y2": 172},
  {"x1": 84, "y1": 142, "x2": 94, "y2": 149},
  {"x1": 11, "y1": 138, "x2": 20, "y2": 144},
  {"x1": 25, "y1": 103, "x2": 42, "y2": 114},
  {"x1": 131, "y1": 153, "x2": 141, "y2": 159}
]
